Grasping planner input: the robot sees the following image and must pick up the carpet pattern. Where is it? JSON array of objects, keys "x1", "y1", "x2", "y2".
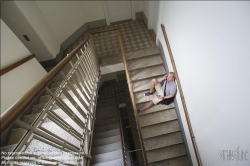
[{"x1": 67, "y1": 21, "x2": 155, "y2": 66}]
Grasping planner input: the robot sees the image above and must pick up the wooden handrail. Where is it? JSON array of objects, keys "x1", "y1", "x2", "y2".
[
  {"x1": 89, "y1": 27, "x2": 149, "y2": 165},
  {"x1": 0, "y1": 32, "x2": 91, "y2": 135},
  {"x1": 161, "y1": 24, "x2": 202, "y2": 166},
  {"x1": 0, "y1": 54, "x2": 36, "y2": 76},
  {"x1": 116, "y1": 29, "x2": 149, "y2": 166}
]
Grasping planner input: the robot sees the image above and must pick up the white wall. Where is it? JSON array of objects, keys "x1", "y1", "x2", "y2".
[
  {"x1": 1, "y1": 20, "x2": 31, "y2": 70},
  {"x1": 154, "y1": 1, "x2": 250, "y2": 166},
  {"x1": 1, "y1": 1, "x2": 60, "y2": 62},
  {"x1": 135, "y1": 1, "x2": 144, "y2": 12},
  {"x1": 143, "y1": 1, "x2": 149, "y2": 19},
  {"x1": 36, "y1": 1, "x2": 105, "y2": 44},
  {"x1": 2, "y1": 1, "x2": 105, "y2": 62},
  {"x1": 1, "y1": 19, "x2": 47, "y2": 114}
]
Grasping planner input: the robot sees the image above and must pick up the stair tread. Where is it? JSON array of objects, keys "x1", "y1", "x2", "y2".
[
  {"x1": 126, "y1": 46, "x2": 160, "y2": 60},
  {"x1": 130, "y1": 65, "x2": 166, "y2": 81},
  {"x1": 127, "y1": 55, "x2": 163, "y2": 71},
  {"x1": 148, "y1": 155, "x2": 189, "y2": 166},
  {"x1": 32, "y1": 103, "x2": 47, "y2": 114},
  {"x1": 0, "y1": 144, "x2": 17, "y2": 153},
  {"x1": 94, "y1": 123, "x2": 119, "y2": 133},
  {"x1": 95, "y1": 106, "x2": 118, "y2": 120},
  {"x1": 139, "y1": 109, "x2": 177, "y2": 127},
  {"x1": 92, "y1": 135, "x2": 121, "y2": 147},
  {"x1": 141, "y1": 120, "x2": 180, "y2": 139},
  {"x1": 91, "y1": 142, "x2": 122, "y2": 155},
  {"x1": 146, "y1": 144, "x2": 187, "y2": 163},
  {"x1": 90, "y1": 158, "x2": 124, "y2": 166},
  {"x1": 93, "y1": 129, "x2": 120, "y2": 140},
  {"x1": 8, "y1": 128, "x2": 27, "y2": 145},
  {"x1": 94, "y1": 118, "x2": 118, "y2": 127},
  {"x1": 91, "y1": 150, "x2": 123, "y2": 164},
  {"x1": 132, "y1": 77, "x2": 163, "y2": 93},
  {"x1": 39, "y1": 95, "x2": 52, "y2": 104},
  {"x1": 137, "y1": 102, "x2": 175, "y2": 115},
  {"x1": 144, "y1": 132, "x2": 184, "y2": 151},
  {"x1": 23, "y1": 113, "x2": 40, "y2": 125}
]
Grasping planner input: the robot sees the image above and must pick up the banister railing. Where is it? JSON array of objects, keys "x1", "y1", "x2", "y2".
[
  {"x1": 90, "y1": 27, "x2": 148, "y2": 165},
  {"x1": 0, "y1": 54, "x2": 36, "y2": 76},
  {"x1": 161, "y1": 24, "x2": 202, "y2": 166},
  {"x1": 1, "y1": 27, "x2": 100, "y2": 165},
  {"x1": 0, "y1": 35, "x2": 90, "y2": 135},
  {"x1": 116, "y1": 29, "x2": 149, "y2": 165}
]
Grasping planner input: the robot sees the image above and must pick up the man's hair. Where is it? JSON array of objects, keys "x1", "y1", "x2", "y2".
[{"x1": 168, "y1": 72, "x2": 175, "y2": 79}]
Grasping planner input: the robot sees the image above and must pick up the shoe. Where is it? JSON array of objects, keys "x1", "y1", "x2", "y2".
[
  {"x1": 144, "y1": 91, "x2": 153, "y2": 96},
  {"x1": 137, "y1": 110, "x2": 140, "y2": 113}
]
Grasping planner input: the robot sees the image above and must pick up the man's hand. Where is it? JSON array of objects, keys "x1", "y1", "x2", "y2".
[
  {"x1": 158, "y1": 74, "x2": 168, "y2": 83},
  {"x1": 163, "y1": 74, "x2": 168, "y2": 80},
  {"x1": 157, "y1": 95, "x2": 164, "y2": 99}
]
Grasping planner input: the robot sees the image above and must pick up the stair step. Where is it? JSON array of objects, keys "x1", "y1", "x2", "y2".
[
  {"x1": 92, "y1": 135, "x2": 121, "y2": 147},
  {"x1": 148, "y1": 155, "x2": 189, "y2": 166},
  {"x1": 94, "y1": 123, "x2": 119, "y2": 133},
  {"x1": 96, "y1": 110, "x2": 118, "y2": 121},
  {"x1": 126, "y1": 46, "x2": 160, "y2": 60},
  {"x1": 97, "y1": 98, "x2": 116, "y2": 105},
  {"x1": 91, "y1": 150, "x2": 123, "y2": 164},
  {"x1": 139, "y1": 109, "x2": 177, "y2": 127},
  {"x1": 97, "y1": 101, "x2": 117, "y2": 108},
  {"x1": 8, "y1": 128, "x2": 27, "y2": 145},
  {"x1": 141, "y1": 120, "x2": 180, "y2": 139},
  {"x1": 94, "y1": 118, "x2": 118, "y2": 127},
  {"x1": 132, "y1": 76, "x2": 162, "y2": 93},
  {"x1": 93, "y1": 129, "x2": 120, "y2": 140},
  {"x1": 51, "y1": 82, "x2": 62, "y2": 89},
  {"x1": 137, "y1": 102, "x2": 175, "y2": 116},
  {"x1": 144, "y1": 132, "x2": 184, "y2": 151},
  {"x1": 130, "y1": 65, "x2": 166, "y2": 82},
  {"x1": 32, "y1": 103, "x2": 47, "y2": 114},
  {"x1": 0, "y1": 144, "x2": 18, "y2": 153},
  {"x1": 23, "y1": 113, "x2": 40, "y2": 125},
  {"x1": 91, "y1": 142, "x2": 122, "y2": 155},
  {"x1": 127, "y1": 55, "x2": 163, "y2": 71},
  {"x1": 39, "y1": 95, "x2": 52, "y2": 104},
  {"x1": 146, "y1": 144, "x2": 187, "y2": 163},
  {"x1": 90, "y1": 158, "x2": 124, "y2": 166}
]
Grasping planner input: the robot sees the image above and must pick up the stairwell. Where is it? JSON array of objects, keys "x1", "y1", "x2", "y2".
[
  {"x1": 90, "y1": 98, "x2": 124, "y2": 166},
  {"x1": 126, "y1": 46, "x2": 191, "y2": 166},
  {"x1": 1, "y1": 20, "x2": 194, "y2": 165}
]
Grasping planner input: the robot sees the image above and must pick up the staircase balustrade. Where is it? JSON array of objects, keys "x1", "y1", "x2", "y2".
[{"x1": 1, "y1": 30, "x2": 100, "y2": 165}]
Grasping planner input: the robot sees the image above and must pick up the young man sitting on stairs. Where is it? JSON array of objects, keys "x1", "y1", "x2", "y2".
[{"x1": 137, "y1": 72, "x2": 177, "y2": 113}]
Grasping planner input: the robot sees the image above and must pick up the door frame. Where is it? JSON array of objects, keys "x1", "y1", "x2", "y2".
[{"x1": 102, "y1": 0, "x2": 135, "y2": 25}]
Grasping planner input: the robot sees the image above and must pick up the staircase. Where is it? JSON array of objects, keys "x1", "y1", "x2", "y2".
[
  {"x1": 90, "y1": 98, "x2": 125, "y2": 166},
  {"x1": 126, "y1": 46, "x2": 191, "y2": 166}
]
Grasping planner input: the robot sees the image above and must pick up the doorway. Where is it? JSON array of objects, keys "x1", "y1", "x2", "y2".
[{"x1": 104, "y1": 1, "x2": 132, "y2": 23}]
